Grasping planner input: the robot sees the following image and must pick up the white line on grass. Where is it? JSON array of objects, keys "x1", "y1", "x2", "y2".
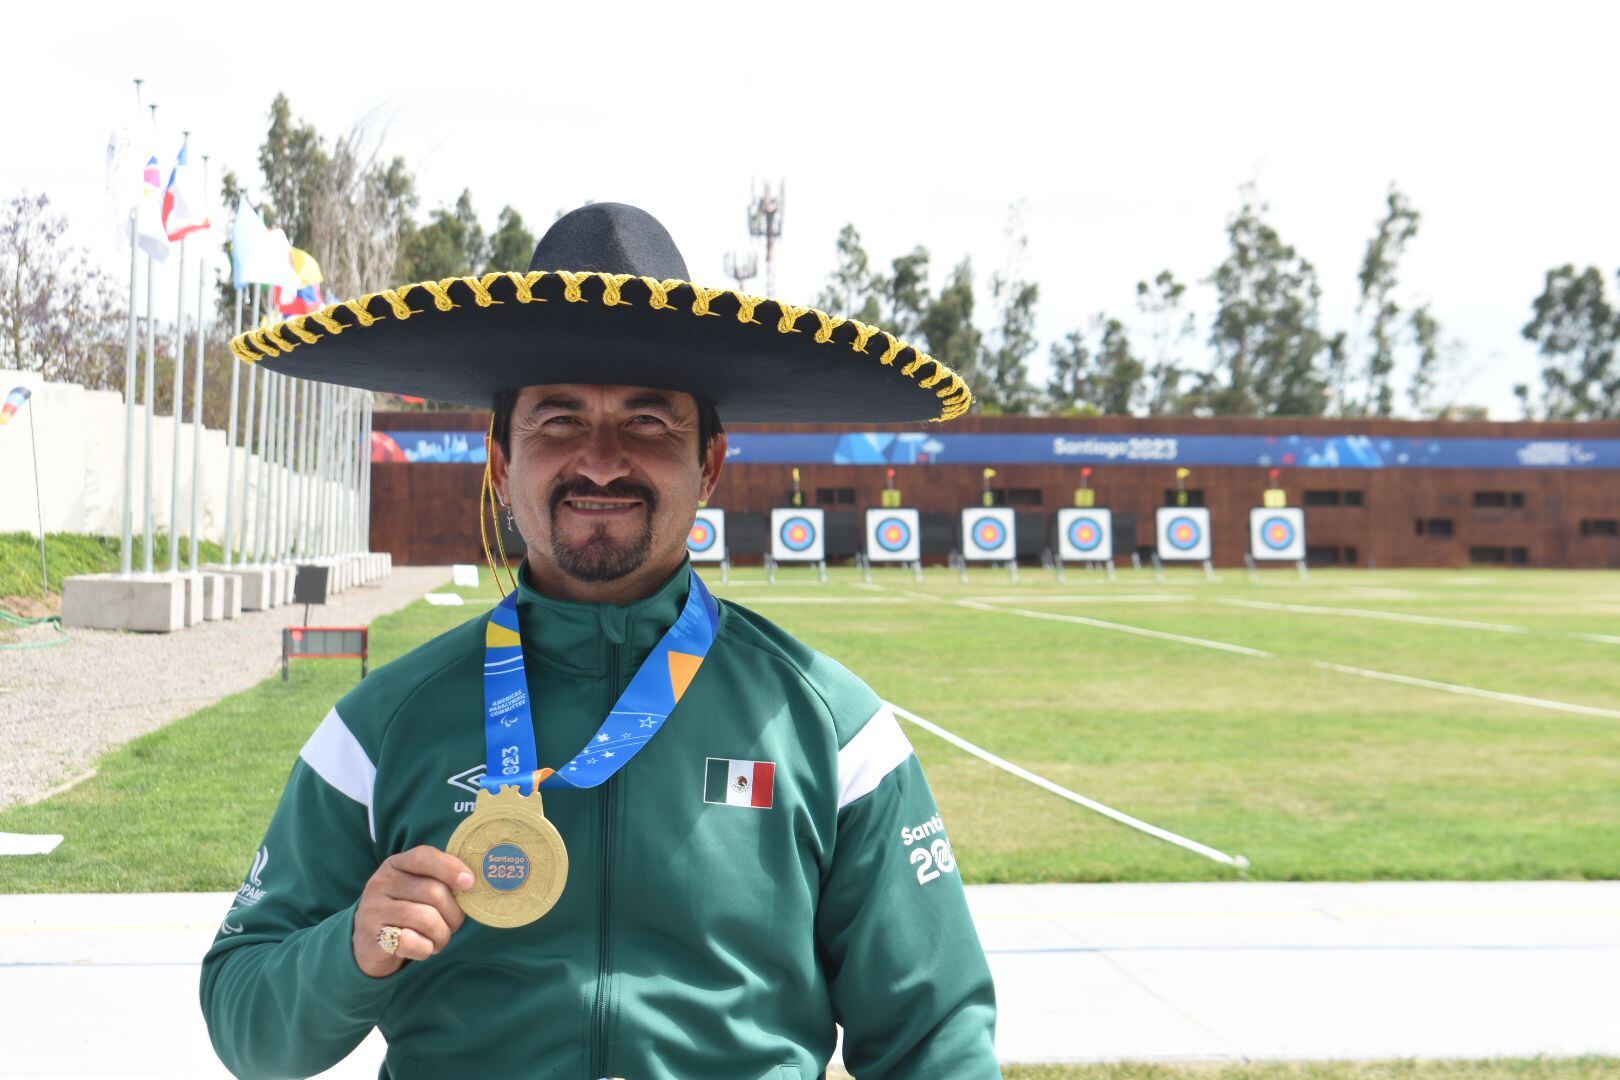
[
  {"x1": 1569, "y1": 632, "x2": 1620, "y2": 646},
  {"x1": 886, "y1": 702, "x2": 1249, "y2": 870},
  {"x1": 954, "y1": 599, "x2": 1273, "y2": 658},
  {"x1": 1219, "y1": 598, "x2": 1530, "y2": 634},
  {"x1": 969, "y1": 594, "x2": 1188, "y2": 605},
  {"x1": 1311, "y1": 661, "x2": 1620, "y2": 721},
  {"x1": 724, "y1": 596, "x2": 914, "y2": 605}
]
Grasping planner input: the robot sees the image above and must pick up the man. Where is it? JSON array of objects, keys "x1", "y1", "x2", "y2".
[{"x1": 203, "y1": 203, "x2": 994, "y2": 1079}]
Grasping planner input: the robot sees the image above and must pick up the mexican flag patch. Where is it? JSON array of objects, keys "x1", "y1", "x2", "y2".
[{"x1": 704, "y1": 757, "x2": 776, "y2": 809}]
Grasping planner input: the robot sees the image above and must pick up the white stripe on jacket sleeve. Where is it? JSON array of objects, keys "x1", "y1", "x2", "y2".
[
  {"x1": 299, "y1": 708, "x2": 378, "y2": 841},
  {"x1": 837, "y1": 703, "x2": 914, "y2": 810}
]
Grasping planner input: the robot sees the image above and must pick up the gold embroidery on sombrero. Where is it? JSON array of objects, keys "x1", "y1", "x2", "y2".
[
  {"x1": 640, "y1": 276, "x2": 683, "y2": 311},
  {"x1": 310, "y1": 309, "x2": 346, "y2": 335},
  {"x1": 417, "y1": 280, "x2": 459, "y2": 312},
  {"x1": 262, "y1": 324, "x2": 296, "y2": 352},
  {"x1": 506, "y1": 271, "x2": 548, "y2": 303},
  {"x1": 358, "y1": 287, "x2": 419, "y2": 321},
  {"x1": 877, "y1": 333, "x2": 904, "y2": 366},
  {"x1": 284, "y1": 316, "x2": 322, "y2": 345},
  {"x1": 557, "y1": 271, "x2": 592, "y2": 303},
  {"x1": 230, "y1": 337, "x2": 262, "y2": 363},
  {"x1": 812, "y1": 311, "x2": 847, "y2": 343},
  {"x1": 918, "y1": 363, "x2": 951, "y2": 389},
  {"x1": 734, "y1": 294, "x2": 766, "y2": 325},
  {"x1": 338, "y1": 298, "x2": 380, "y2": 327},
  {"x1": 599, "y1": 273, "x2": 635, "y2": 308},
  {"x1": 471, "y1": 273, "x2": 505, "y2": 307},
  {"x1": 848, "y1": 320, "x2": 881, "y2": 353},
  {"x1": 776, "y1": 303, "x2": 811, "y2": 334},
  {"x1": 901, "y1": 350, "x2": 931, "y2": 377},
  {"x1": 689, "y1": 283, "x2": 726, "y2": 317}
]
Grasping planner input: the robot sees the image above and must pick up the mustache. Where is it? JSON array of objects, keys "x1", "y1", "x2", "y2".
[{"x1": 548, "y1": 478, "x2": 659, "y2": 513}]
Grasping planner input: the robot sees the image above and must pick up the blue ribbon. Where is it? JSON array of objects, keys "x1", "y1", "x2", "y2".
[{"x1": 482, "y1": 570, "x2": 720, "y2": 795}]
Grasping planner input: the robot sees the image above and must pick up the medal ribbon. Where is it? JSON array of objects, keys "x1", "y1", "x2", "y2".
[{"x1": 482, "y1": 569, "x2": 720, "y2": 794}]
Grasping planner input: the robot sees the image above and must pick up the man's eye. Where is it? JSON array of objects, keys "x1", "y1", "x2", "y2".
[{"x1": 630, "y1": 415, "x2": 665, "y2": 426}]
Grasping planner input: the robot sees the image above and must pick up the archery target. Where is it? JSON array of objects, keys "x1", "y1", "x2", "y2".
[
  {"x1": 1249, "y1": 507, "x2": 1306, "y2": 561},
  {"x1": 865, "y1": 508, "x2": 921, "y2": 563},
  {"x1": 686, "y1": 509, "x2": 727, "y2": 563},
  {"x1": 770, "y1": 508, "x2": 825, "y2": 562},
  {"x1": 1057, "y1": 509, "x2": 1113, "y2": 563},
  {"x1": 961, "y1": 507, "x2": 1016, "y2": 562},
  {"x1": 1155, "y1": 507, "x2": 1212, "y2": 561}
]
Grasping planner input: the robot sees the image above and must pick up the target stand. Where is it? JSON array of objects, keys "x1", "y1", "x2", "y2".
[
  {"x1": 959, "y1": 507, "x2": 1018, "y2": 583},
  {"x1": 1055, "y1": 509, "x2": 1115, "y2": 583},
  {"x1": 862, "y1": 508, "x2": 923, "y2": 583},
  {"x1": 1247, "y1": 507, "x2": 1308, "y2": 581},
  {"x1": 686, "y1": 508, "x2": 730, "y2": 584},
  {"x1": 768, "y1": 508, "x2": 828, "y2": 584},
  {"x1": 1154, "y1": 507, "x2": 1217, "y2": 581}
]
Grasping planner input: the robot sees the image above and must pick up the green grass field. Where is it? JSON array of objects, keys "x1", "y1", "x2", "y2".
[{"x1": 1, "y1": 564, "x2": 1617, "y2": 892}]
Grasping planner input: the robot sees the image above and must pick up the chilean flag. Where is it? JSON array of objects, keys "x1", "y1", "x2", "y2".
[{"x1": 162, "y1": 136, "x2": 211, "y2": 242}]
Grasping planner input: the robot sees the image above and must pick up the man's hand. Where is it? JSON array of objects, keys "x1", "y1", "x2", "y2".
[{"x1": 352, "y1": 846, "x2": 475, "y2": 978}]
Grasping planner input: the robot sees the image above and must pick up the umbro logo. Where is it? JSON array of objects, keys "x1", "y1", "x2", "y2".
[{"x1": 447, "y1": 764, "x2": 486, "y2": 794}]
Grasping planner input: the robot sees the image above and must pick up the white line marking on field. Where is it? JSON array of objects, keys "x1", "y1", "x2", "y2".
[
  {"x1": 726, "y1": 596, "x2": 913, "y2": 604},
  {"x1": 1312, "y1": 661, "x2": 1620, "y2": 720},
  {"x1": 956, "y1": 600, "x2": 1273, "y2": 658},
  {"x1": 886, "y1": 702, "x2": 1248, "y2": 870},
  {"x1": 1569, "y1": 632, "x2": 1620, "y2": 646},
  {"x1": 970, "y1": 594, "x2": 1188, "y2": 605},
  {"x1": 1219, "y1": 598, "x2": 1530, "y2": 634}
]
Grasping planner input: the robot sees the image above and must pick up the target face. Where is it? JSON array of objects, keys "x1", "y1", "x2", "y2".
[
  {"x1": 1155, "y1": 507, "x2": 1212, "y2": 561},
  {"x1": 866, "y1": 508, "x2": 921, "y2": 562},
  {"x1": 1249, "y1": 507, "x2": 1305, "y2": 561},
  {"x1": 961, "y1": 508, "x2": 1016, "y2": 561},
  {"x1": 1057, "y1": 509, "x2": 1113, "y2": 563},
  {"x1": 770, "y1": 507, "x2": 825, "y2": 562},
  {"x1": 686, "y1": 509, "x2": 727, "y2": 562}
]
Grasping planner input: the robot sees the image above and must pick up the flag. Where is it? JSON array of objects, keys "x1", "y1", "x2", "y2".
[
  {"x1": 1175, "y1": 468, "x2": 1191, "y2": 480},
  {"x1": 273, "y1": 247, "x2": 324, "y2": 315},
  {"x1": 104, "y1": 117, "x2": 142, "y2": 245},
  {"x1": 0, "y1": 386, "x2": 31, "y2": 426},
  {"x1": 231, "y1": 202, "x2": 301, "y2": 293},
  {"x1": 703, "y1": 758, "x2": 775, "y2": 809},
  {"x1": 162, "y1": 135, "x2": 211, "y2": 242},
  {"x1": 135, "y1": 113, "x2": 170, "y2": 262}
]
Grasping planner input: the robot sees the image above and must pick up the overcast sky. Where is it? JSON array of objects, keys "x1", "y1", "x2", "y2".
[{"x1": 7, "y1": 0, "x2": 1618, "y2": 419}]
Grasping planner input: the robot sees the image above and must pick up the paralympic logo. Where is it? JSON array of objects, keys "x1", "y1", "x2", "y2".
[
  {"x1": 971, "y1": 517, "x2": 1006, "y2": 551},
  {"x1": 1166, "y1": 515, "x2": 1202, "y2": 551},
  {"x1": 874, "y1": 516, "x2": 913, "y2": 552},
  {"x1": 1067, "y1": 517, "x2": 1103, "y2": 552},
  {"x1": 687, "y1": 520, "x2": 717, "y2": 552},
  {"x1": 1260, "y1": 516, "x2": 1296, "y2": 550},
  {"x1": 779, "y1": 516, "x2": 817, "y2": 552}
]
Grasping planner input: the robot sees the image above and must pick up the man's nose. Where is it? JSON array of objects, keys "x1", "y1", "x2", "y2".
[{"x1": 571, "y1": 426, "x2": 633, "y2": 488}]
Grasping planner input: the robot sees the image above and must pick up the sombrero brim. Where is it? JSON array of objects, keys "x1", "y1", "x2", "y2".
[{"x1": 230, "y1": 271, "x2": 972, "y2": 423}]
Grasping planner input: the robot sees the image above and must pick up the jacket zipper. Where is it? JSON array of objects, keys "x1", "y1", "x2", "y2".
[{"x1": 591, "y1": 641, "x2": 622, "y2": 1079}]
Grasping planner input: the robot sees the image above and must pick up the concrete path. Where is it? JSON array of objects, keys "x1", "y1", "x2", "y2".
[
  {"x1": 0, "y1": 881, "x2": 1615, "y2": 1076},
  {"x1": 0, "y1": 566, "x2": 452, "y2": 810}
]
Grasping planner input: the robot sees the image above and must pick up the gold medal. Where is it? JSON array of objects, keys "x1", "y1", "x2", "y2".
[{"x1": 445, "y1": 785, "x2": 568, "y2": 928}]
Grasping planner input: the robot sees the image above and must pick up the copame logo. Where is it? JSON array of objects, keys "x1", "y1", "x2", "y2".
[{"x1": 232, "y1": 846, "x2": 270, "y2": 911}]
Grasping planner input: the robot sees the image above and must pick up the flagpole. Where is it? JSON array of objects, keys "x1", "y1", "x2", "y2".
[
  {"x1": 238, "y1": 287, "x2": 258, "y2": 564},
  {"x1": 275, "y1": 369, "x2": 289, "y2": 561},
  {"x1": 188, "y1": 153, "x2": 209, "y2": 574},
  {"x1": 251, "y1": 298, "x2": 269, "y2": 563},
  {"x1": 168, "y1": 226, "x2": 187, "y2": 575},
  {"x1": 297, "y1": 377, "x2": 312, "y2": 557},
  {"x1": 121, "y1": 210, "x2": 139, "y2": 578},
  {"x1": 141, "y1": 102, "x2": 158, "y2": 576},
  {"x1": 27, "y1": 392, "x2": 47, "y2": 591},
  {"x1": 257, "y1": 366, "x2": 275, "y2": 564},
  {"x1": 361, "y1": 392, "x2": 373, "y2": 553},
  {"x1": 223, "y1": 278, "x2": 242, "y2": 571}
]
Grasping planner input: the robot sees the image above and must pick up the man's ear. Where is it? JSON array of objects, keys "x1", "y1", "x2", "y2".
[
  {"x1": 699, "y1": 431, "x2": 727, "y2": 503},
  {"x1": 487, "y1": 432, "x2": 508, "y2": 503}
]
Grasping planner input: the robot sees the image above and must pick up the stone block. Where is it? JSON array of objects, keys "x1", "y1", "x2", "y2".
[
  {"x1": 200, "y1": 572, "x2": 237, "y2": 620},
  {"x1": 231, "y1": 566, "x2": 276, "y2": 611},
  {"x1": 181, "y1": 574, "x2": 204, "y2": 627},
  {"x1": 61, "y1": 573, "x2": 186, "y2": 633}
]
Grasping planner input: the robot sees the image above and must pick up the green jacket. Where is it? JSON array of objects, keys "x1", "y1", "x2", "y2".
[{"x1": 200, "y1": 561, "x2": 998, "y2": 1080}]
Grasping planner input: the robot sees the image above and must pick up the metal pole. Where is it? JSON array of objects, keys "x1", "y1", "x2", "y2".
[
  {"x1": 142, "y1": 249, "x2": 156, "y2": 575},
  {"x1": 278, "y1": 371, "x2": 294, "y2": 560},
  {"x1": 238, "y1": 295, "x2": 258, "y2": 564},
  {"x1": 28, "y1": 393, "x2": 47, "y2": 590},
  {"x1": 168, "y1": 234, "x2": 187, "y2": 573},
  {"x1": 121, "y1": 212, "x2": 138, "y2": 577},
  {"x1": 223, "y1": 285, "x2": 242, "y2": 569},
  {"x1": 342, "y1": 389, "x2": 358, "y2": 554},
  {"x1": 251, "y1": 324, "x2": 270, "y2": 563},
  {"x1": 361, "y1": 393, "x2": 373, "y2": 553},
  {"x1": 318, "y1": 382, "x2": 333, "y2": 557},
  {"x1": 188, "y1": 154, "x2": 209, "y2": 573},
  {"x1": 260, "y1": 368, "x2": 279, "y2": 563},
  {"x1": 297, "y1": 378, "x2": 312, "y2": 557}
]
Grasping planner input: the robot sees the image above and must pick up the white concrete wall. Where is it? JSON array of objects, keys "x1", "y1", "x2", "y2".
[{"x1": 0, "y1": 369, "x2": 359, "y2": 551}]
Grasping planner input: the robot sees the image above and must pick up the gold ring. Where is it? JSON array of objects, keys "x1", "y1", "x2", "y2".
[{"x1": 376, "y1": 925, "x2": 403, "y2": 954}]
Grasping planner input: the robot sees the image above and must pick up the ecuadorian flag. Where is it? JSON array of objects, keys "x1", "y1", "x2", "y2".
[
  {"x1": 703, "y1": 758, "x2": 775, "y2": 809},
  {"x1": 0, "y1": 386, "x2": 31, "y2": 426}
]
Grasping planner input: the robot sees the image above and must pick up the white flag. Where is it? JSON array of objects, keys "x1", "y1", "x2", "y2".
[
  {"x1": 231, "y1": 201, "x2": 301, "y2": 293},
  {"x1": 134, "y1": 112, "x2": 170, "y2": 262}
]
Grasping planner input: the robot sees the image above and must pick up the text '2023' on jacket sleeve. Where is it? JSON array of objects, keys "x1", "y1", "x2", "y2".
[
  {"x1": 815, "y1": 702, "x2": 1000, "y2": 1079},
  {"x1": 198, "y1": 707, "x2": 391, "y2": 1080}
]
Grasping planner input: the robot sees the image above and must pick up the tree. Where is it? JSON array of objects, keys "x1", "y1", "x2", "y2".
[
  {"x1": 487, "y1": 206, "x2": 536, "y2": 272},
  {"x1": 1355, "y1": 186, "x2": 1421, "y2": 416},
  {"x1": 815, "y1": 224, "x2": 881, "y2": 323},
  {"x1": 1516, "y1": 265, "x2": 1618, "y2": 419},
  {"x1": 1407, "y1": 305, "x2": 1442, "y2": 415},
  {"x1": 879, "y1": 246, "x2": 930, "y2": 340},
  {"x1": 258, "y1": 94, "x2": 328, "y2": 247},
  {"x1": 1135, "y1": 270, "x2": 1192, "y2": 415},
  {"x1": 396, "y1": 189, "x2": 488, "y2": 282},
  {"x1": 1091, "y1": 317, "x2": 1143, "y2": 415},
  {"x1": 1204, "y1": 184, "x2": 1330, "y2": 416},
  {"x1": 916, "y1": 258, "x2": 981, "y2": 390},
  {"x1": 1045, "y1": 329, "x2": 1090, "y2": 413}
]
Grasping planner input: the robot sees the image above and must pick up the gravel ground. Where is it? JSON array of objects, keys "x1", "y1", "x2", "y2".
[{"x1": 0, "y1": 565, "x2": 450, "y2": 810}]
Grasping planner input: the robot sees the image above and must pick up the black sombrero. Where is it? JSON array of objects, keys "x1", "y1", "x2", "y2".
[{"x1": 229, "y1": 202, "x2": 972, "y2": 423}]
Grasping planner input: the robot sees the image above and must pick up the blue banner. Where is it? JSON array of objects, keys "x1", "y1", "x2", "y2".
[{"x1": 377, "y1": 430, "x2": 1620, "y2": 470}]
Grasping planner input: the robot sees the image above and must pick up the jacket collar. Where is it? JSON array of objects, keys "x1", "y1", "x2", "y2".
[{"x1": 512, "y1": 556, "x2": 692, "y2": 676}]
